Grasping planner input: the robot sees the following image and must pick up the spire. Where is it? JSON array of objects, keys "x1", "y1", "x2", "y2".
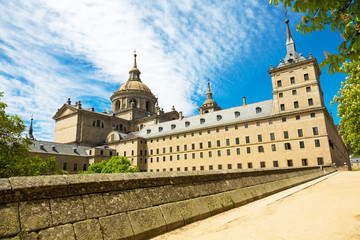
[
  {"x1": 277, "y1": 19, "x2": 306, "y2": 68},
  {"x1": 129, "y1": 50, "x2": 141, "y2": 81},
  {"x1": 206, "y1": 82, "x2": 213, "y2": 100},
  {"x1": 27, "y1": 117, "x2": 34, "y2": 140}
]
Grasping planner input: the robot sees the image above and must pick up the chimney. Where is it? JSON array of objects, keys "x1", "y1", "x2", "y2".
[
  {"x1": 179, "y1": 111, "x2": 183, "y2": 119},
  {"x1": 243, "y1": 97, "x2": 246, "y2": 106}
]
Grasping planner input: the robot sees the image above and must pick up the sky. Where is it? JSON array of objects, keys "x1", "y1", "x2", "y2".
[{"x1": 0, "y1": 0, "x2": 347, "y2": 141}]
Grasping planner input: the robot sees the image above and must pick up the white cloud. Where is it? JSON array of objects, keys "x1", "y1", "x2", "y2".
[{"x1": 0, "y1": 0, "x2": 280, "y2": 141}]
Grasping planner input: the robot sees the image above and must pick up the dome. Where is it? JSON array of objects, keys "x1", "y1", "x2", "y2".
[
  {"x1": 117, "y1": 80, "x2": 152, "y2": 94},
  {"x1": 203, "y1": 98, "x2": 216, "y2": 105}
]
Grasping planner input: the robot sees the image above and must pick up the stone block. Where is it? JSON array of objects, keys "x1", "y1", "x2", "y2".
[
  {"x1": 227, "y1": 189, "x2": 248, "y2": 207},
  {"x1": 0, "y1": 203, "x2": 20, "y2": 238},
  {"x1": 73, "y1": 219, "x2": 102, "y2": 240},
  {"x1": 128, "y1": 207, "x2": 166, "y2": 240},
  {"x1": 2, "y1": 236, "x2": 20, "y2": 240},
  {"x1": 0, "y1": 179, "x2": 12, "y2": 204},
  {"x1": 173, "y1": 184, "x2": 195, "y2": 200},
  {"x1": 159, "y1": 202, "x2": 184, "y2": 231},
  {"x1": 146, "y1": 185, "x2": 175, "y2": 206},
  {"x1": 38, "y1": 224, "x2": 75, "y2": 240},
  {"x1": 19, "y1": 199, "x2": 51, "y2": 232},
  {"x1": 176, "y1": 199, "x2": 201, "y2": 225},
  {"x1": 64, "y1": 174, "x2": 112, "y2": 195},
  {"x1": 82, "y1": 193, "x2": 107, "y2": 219},
  {"x1": 99, "y1": 213, "x2": 134, "y2": 240},
  {"x1": 192, "y1": 197, "x2": 211, "y2": 220},
  {"x1": 20, "y1": 231, "x2": 37, "y2": 240},
  {"x1": 103, "y1": 191, "x2": 127, "y2": 214},
  {"x1": 103, "y1": 189, "x2": 148, "y2": 214},
  {"x1": 251, "y1": 184, "x2": 267, "y2": 199},
  {"x1": 50, "y1": 196, "x2": 86, "y2": 225}
]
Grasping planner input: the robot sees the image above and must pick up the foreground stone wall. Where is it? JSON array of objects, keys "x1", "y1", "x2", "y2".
[{"x1": 0, "y1": 166, "x2": 336, "y2": 240}]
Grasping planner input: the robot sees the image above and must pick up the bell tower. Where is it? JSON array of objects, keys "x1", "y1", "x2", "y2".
[{"x1": 198, "y1": 82, "x2": 221, "y2": 114}]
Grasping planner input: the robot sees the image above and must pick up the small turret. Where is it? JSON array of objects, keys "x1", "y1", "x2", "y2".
[
  {"x1": 198, "y1": 82, "x2": 221, "y2": 114},
  {"x1": 27, "y1": 117, "x2": 35, "y2": 140}
]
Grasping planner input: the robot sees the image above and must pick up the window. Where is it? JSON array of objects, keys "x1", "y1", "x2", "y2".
[
  {"x1": 290, "y1": 77, "x2": 295, "y2": 84},
  {"x1": 235, "y1": 125, "x2": 238, "y2": 130},
  {"x1": 176, "y1": 146, "x2": 180, "y2": 152},
  {"x1": 73, "y1": 163, "x2": 77, "y2": 171},
  {"x1": 191, "y1": 132, "x2": 194, "y2": 137},
  {"x1": 199, "y1": 142, "x2": 203, "y2": 149},
  {"x1": 246, "y1": 136, "x2": 250, "y2": 143},
  {"x1": 248, "y1": 162, "x2": 253, "y2": 169},
  {"x1": 227, "y1": 149, "x2": 231, "y2": 156},
  {"x1": 157, "y1": 157, "x2": 159, "y2": 162},
  {"x1": 209, "y1": 165, "x2": 213, "y2": 170},
  {"x1": 218, "y1": 164, "x2": 223, "y2": 170},
  {"x1": 292, "y1": 90, "x2": 297, "y2": 95},
  {"x1": 270, "y1": 133, "x2": 275, "y2": 140},
  {"x1": 296, "y1": 115, "x2": 301, "y2": 120},
  {"x1": 317, "y1": 157, "x2": 324, "y2": 165},
  {"x1": 184, "y1": 167, "x2": 188, "y2": 171},
  {"x1": 306, "y1": 86, "x2": 311, "y2": 92},
  {"x1": 216, "y1": 128, "x2": 220, "y2": 132},
  {"x1": 207, "y1": 130, "x2": 211, "y2": 134},
  {"x1": 285, "y1": 143, "x2": 291, "y2": 150},
  {"x1": 192, "y1": 153, "x2": 195, "y2": 159},
  {"x1": 282, "y1": 117, "x2": 286, "y2": 122},
  {"x1": 227, "y1": 164, "x2": 232, "y2": 169},
  {"x1": 158, "y1": 127, "x2": 163, "y2": 132},
  {"x1": 260, "y1": 162, "x2": 266, "y2": 168},
  {"x1": 177, "y1": 167, "x2": 180, "y2": 171},
  {"x1": 209, "y1": 151, "x2": 212, "y2": 157},
  {"x1": 246, "y1": 147, "x2": 251, "y2": 154},
  {"x1": 284, "y1": 131, "x2": 289, "y2": 139},
  {"x1": 226, "y1": 139, "x2": 230, "y2": 146},
  {"x1": 177, "y1": 155, "x2": 180, "y2": 160},
  {"x1": 199, "y1": 131, "x2": 202, "y2": 135},
  {"x1": 308, "y1": 98, "x2": 314, "y2": 106},
  {"x1": 184, "y1": 154, "x2": 187, "y2": 160},
  {"x1": 244, "y1": 124, "x2": 248, "y2": 128},
  {"x1": 302, "y1": 159, "x2": 308, "y2": 166},
  {"x1": 83, "y1": 164, "x2": 87, "y2": 171},
  {"x1": 304, "y1": 73, "x2": 309, "y2": 81},
  {"x1": 235, "y1": 111, "x2": 240, "y2": 118},
  {"x1": 63, "y1": 163, "x2": 67, "y2": 171},
  {"x1": 271, "y1": 144, "x2": 276, "y2": 151},
  {"x1": 217, "y1": 150, "x2": 221, "y2": 156},
  {"x1": 96, "y1": 120, "x2": 100, "y2": 127},
  {"x1": 163, "y1": 156, "x2": 166, "y2": 162},
  {"x1": 313, "y1": 127, "x2": 319, "y2": 135},
  {"x1": 217, "y1": 140, "x2": 221, "y2": 147},
  {"x1": 200, "y1": 152, "x2": 203, "y2": 158},
  {"x1": 294, "y1": 101, "x2": 299, "y2": 108},
  {"x1": 236, "y1": 148, "x2": 240, "y2": 155},
  {"x1": 280, "y1": 104, "x2": 285, "y2": 111},
  {"x1": 89, "y1": 150, "x2": 92, "y2": 155},
  {"x1": 200, "y1": 166, "x2": 204, "y2": 171},
  {"x1": 273, "y1": 161, "x2": 279, "y2": 167},
  {"x1": 258, "y1": 134, "x2": 262, "y2": 142},
  {"x1": 256, "y1": 107, "x2": 262, "y2": 113},
  {"x1": 184, "y1": 144, "x2": 187, "y2": 151},
  {"x1": 217, "y1": 115, "x2": 222, "y2": 121},
  {"x1": 171, "y1": 124, "x2": 176, "y2": 129},
  {"x1": 225, "y1": 127, "x2": 228, "y2": 131},
  {"x1": 279, "y1": 92, "x2": 283, "y2": 98},
  {"x1": 163, "y1": 147, "x2": 166, "y2": 153},
  {"x1": 169, "y1": 147, "x2": 173, "y2": 153},
  {"x1": 156, "y1": 149, "x2": 159, "y2": 154},
  {"x1": 200, "y1": 118, "x2": 205, "y2": 124},
  {"x1": 315, "y1": 139, "x2": 320, "y2": 147},
  {"x1": 299, "y1": 141, "x2": 305, "y2": 148},
  {"x1": 236, "y1": 138, "x2": 240, "y2": 144},
  {"x1": 208, "y1": 141, "x2": 211, "y2": 148},
  {"x1": 269, "y1": 119, "x2": 273, "y2": 124},
  {"x1": 298, "y1": 129, "x2": 303, "y2": 137},
  {"x1": 237, "y1": 163, "x2": 242, "y2": 169},
  {"x1": 192, "y1": 144, "x2": 195, "y2": 150},
  {"x1": 258, "y1": 146, "x2": 264, "y2": 152},
  {"x1": 185, "y1": 121, "x2": 190, "y2": 127},
  {"x1": 277, "y1": 80, "x2": 282, "y2": 87},
  {"x1": 100, "y1": 150, "x2": 104, "y2": 155},
  {"x1": 287, "y1": 160, "x2": 293, "y2": 167},
  {"x1": 310, "y1": 113, "x2": 316, "y2": 118},
  {"x1": 256, "y1": 121, "x2": 260, "y2": 126}
]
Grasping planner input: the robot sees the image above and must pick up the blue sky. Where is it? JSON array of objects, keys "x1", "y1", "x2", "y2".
[{"x1": 0, "y1": 1, "x2": 346, "y2": 141}]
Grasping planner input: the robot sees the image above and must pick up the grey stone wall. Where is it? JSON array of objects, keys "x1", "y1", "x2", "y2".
[{"x1": 0, "y1": 166, "x2": 336, "y2": 240}]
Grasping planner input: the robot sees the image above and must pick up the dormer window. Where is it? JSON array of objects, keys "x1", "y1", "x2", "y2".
[
  {"x1": 256, "y1": 107, "x2": 262, "y2": 113},
  {"x1": 234, "y1": 111, "x2": 240, "y2": 118},
  {"x1": 216, "y1": 115, "x2": 222, "y2": 121},
  {"x1": 158, "y1": 127, "x2": 163, "y2": 132},
  {"x1": 147, "y1": 129, "x2": 151, "y2": 134},
  {"x1": 185, "y1": 121, "x2": 190, "y2": 127},
  {"x1": 200, "y1": 118, "x2": 205, "y2": 124},
  {"x1": 171, "y1": 124, "x2": 176, "y2": 129}
]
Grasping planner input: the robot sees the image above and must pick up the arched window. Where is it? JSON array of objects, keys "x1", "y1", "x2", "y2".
[
  {"x1": 217, "y1": 115, "x2": 222, "y2": 121},
  {"x1": 119, "y1": 124, "x2": 123, "y2": 131},
  {"x1": 115, "y1": 100, "x2": 120, "y2": 111},
  {"x1": 100, "y1": 150, "x2": 104, "y2": 155},
  {"x1": 200, "y1": 118, "x2": 205, "y2": 124},
  {"x1": 171, "y1": 124, "x2": 176, "y2": 129},
  {"x1": 146, "y1": 101, "x2": 151, "y2": 112},
  {"x1": 256, "y1": 107, "x2": 262, "y2": 113},
  {"x1": 204, "y1": 110, "x2": 209, "y2": 114},
  {"x1": 129, "y1": 99, "x2": 137, "y2": 108},
  {"x1": 185, "y1": 121, "x2": 190, "y2": 127},
  {"x1": 234, "y1": 111, "x2": 240, "y2": 118}
]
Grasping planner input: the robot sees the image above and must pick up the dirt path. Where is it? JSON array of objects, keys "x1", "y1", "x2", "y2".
[{"x1": 153, "y1": 172, "x2": 360, "y2": 240}]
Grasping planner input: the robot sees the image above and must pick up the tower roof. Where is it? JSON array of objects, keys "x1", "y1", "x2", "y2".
[
  {"x1": 277, "y1": 19, "x2": 306, "y2": 68},
  {"x1": 203, "y1": 82, "x2": 216, "y2": 105},
  {"x1": 27, "y1": 118, "x2": 35, "y2": 140}
]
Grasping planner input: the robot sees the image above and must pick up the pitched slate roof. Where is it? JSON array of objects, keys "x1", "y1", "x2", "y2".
[{"x1": 29, "y1": 140, "x2": 90, "y2": 157}]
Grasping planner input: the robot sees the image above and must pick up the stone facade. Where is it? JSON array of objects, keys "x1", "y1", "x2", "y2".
[{"x1": 29, "y1": 20, "x2": 350, "y2": 173}]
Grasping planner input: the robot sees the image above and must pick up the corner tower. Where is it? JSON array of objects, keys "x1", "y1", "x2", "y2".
[
  {"x1": 110, "y1": 52, "x2": 157, "y2": 120},
  {"x1": 268, "y1": 19, "x2": 325, "y2": 115},
  {"x1": 198, "y1": 82, "x2": 221, "y2": 114}
]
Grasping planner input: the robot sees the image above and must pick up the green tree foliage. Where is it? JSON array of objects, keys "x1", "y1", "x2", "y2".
[
  {"x1": 80, "y1": 156, "x2": 139, "y2": 174},
  {"x1": 0, "y1": 92, "x2": 58, "y2": 178},
  {"x1": 332, "y1": 61, "x2": 360, "y2": 156},
  {"x1": 270, "y1": 0, "x2": 360, "y2": 74}
]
